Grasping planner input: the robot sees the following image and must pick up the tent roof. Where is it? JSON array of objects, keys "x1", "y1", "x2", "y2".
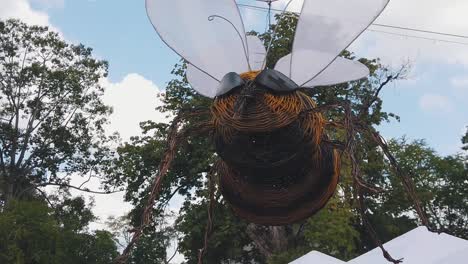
[
  {"x1": 348, "y1": 227, "x2": 468, "y2": 264},
  {"x1": 289, "y1": 227, "x2": 468, "y2": 264},
  {"x1": 289, "y1": 251, "x2": 345, "y2": 264}
]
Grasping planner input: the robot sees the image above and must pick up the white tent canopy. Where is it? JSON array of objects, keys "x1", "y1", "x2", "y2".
[
  {"x1": 290, "y1": 251, "x2": 345, "y2": 264},
  {"x1": 290, "y1": 227, "x2": 468, "y2": 264}
]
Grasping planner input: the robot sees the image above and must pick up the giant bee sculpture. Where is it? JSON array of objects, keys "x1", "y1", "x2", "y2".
[
  {"x1": 115, "y1": 1, "x2": 431, "y2": 263},
  {"x1": 146, "y1": 0, "x2": 390, "y2": 225}
]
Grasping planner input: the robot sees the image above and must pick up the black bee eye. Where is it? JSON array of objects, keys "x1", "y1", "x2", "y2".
[
  {"x1": 254, "y1": 69, "x2": 299, "y2": 93},
  {"x1": 216, "y1": 72, "x2": 245, "y2": 97}
]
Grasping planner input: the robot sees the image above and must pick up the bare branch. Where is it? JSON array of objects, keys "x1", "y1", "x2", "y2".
[
  {"x1": 34, "y1": 186, "x2": 56, "y2": 210},
  {"x1": 78, "y1": 171, "x2": 94, "y2": 189},
  {"x1": 166, "y1": 244, "x2": 179, "y2": 264},
  {"x1": 360, "y1": 63, "x2": 410, "y2": 115},
  {"x1": 37, "y1": 182, "x2": 122, "y2": 195},
  {"x1": 198, "y1": 165, "x2": 216, "y2": 264}
]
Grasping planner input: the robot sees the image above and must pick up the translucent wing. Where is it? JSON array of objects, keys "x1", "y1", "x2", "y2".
[
  {"x1": 146, "y1": 0, "x2": 250, "y2": 84},
  {"x1": 304, "y1": 59, "x2": 369, "y2": 87},
  {"x1": 246, "y1": 35, "x2": 267, "y2": 71},
  {"x1": 275, "y1": 53, "x2": 370, "y2": 87},
  {"x1": 186, "y1": 36, "x2": 266, "y2": 98},
  {"x1": 186, "y1": 64, "x2": 219, "y2": 98},
  {"x1": 289, "y1": 0, "x2": 389, "y2": 85}
]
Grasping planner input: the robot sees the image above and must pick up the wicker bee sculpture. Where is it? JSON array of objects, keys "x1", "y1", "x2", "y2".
[{"x1": 146, "y1": 0, "x2": 390, "y2": 226}]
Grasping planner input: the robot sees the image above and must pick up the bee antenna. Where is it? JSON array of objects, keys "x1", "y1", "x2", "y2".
[
  {"x1": 208, "y1": 15, "x2": 251, "y2": 71},
  {"x1": 262, "y1": 0, "x2": 295, "y2": 69}
]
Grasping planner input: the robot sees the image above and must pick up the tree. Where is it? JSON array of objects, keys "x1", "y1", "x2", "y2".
[
  {"x1": 0, "y1": 197, "x2": 119, "y2": 264},
  {"x1": 462, "y1": 127, "x2": 468, "y2": 151},
  {"x1": 0, "y1": 19, "x2": 116, "y2": 206},
  {"x1": 382, "y1": 139, "x2": 468, "y2": 239}
]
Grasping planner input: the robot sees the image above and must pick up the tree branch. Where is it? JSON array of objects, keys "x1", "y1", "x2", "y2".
[
  {"x1": 16, "y1": 58, "x2": 48, "y2": 167},
  {"x1": 34, "y1": 186, "x2": 56, "y2": 210},
  {"x1": 166, "y1": 244, "x2": 179, "y2": 264},
  {"x1": 37, "y1": 182, "x2": 122, "y2": 195}
]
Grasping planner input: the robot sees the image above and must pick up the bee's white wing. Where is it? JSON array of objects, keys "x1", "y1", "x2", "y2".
[
  {"x1": 186, "y1": 64, "x2": 219, "y2": 98},
  {"x1": 288, "y1": 0, "x2": 389, "y2": 86},
  {"x1": 186, "y1": 35, "x2": 266, "y2": 98},
  {"x1": 146, "y1": 0, "x2": 250, "y2": 89},
  {"x1": 275, "y1": 53, "x2": 369, "y2": 87},
  {"x1": 303, "y1": 59, "x2": 369, "y2": 87},
  {"x1": 246, "y1": 35, "x2": 267, "y2": 71}
]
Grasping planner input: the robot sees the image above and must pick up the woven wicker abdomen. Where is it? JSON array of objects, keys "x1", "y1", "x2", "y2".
[{"x1": 212, "y1": 88, "x2": 340, "y2": 225}]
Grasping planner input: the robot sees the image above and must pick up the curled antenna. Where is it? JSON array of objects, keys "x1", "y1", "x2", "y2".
[
  {"x1": 262, "y1": 0, "x2": 296, "y2": 69},
  {"x1": 208, "y1": 15, "x2": 251, "y2": 72}
]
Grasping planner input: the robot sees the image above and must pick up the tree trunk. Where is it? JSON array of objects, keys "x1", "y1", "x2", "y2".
[{"x1": 246, "y1": 224, "x2": 296, "y2": 259}]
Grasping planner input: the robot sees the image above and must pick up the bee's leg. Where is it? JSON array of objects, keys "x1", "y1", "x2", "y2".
[
  {"x1": 342, "y1": 102, "x2": 403, "y2": 264},
  {"x1": 115, "y1": 112, "x2": 214, "y2": 264},
  {"x1": 306, "y1": 100, "x2": 429, "y2": 262},
  {"x1": 356, "y1": 184, "x2": 403, "y2": 264},
  {"x1": 323, "y1": 118, "x2": 385, "y2": 194},
  {"x1": 198, "y1": 162, "x2": 219, "y2": 264},
  {"x1": 298, "y1": 103, "x2": 343, "y2": 117},
  {"x1": 366, "y1": 129, "x2": 434, "y2": 232}
]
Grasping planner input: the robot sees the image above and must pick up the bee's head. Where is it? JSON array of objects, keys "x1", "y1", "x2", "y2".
[
  {"x1": 217, "y1": 69, "x2": 299, "y2": 116},
  {"x1": 233, "y1": 73, "x2": 262, "y2": 116}
]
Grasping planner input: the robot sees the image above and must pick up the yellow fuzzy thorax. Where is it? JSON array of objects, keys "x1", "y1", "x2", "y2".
[
  {"x1": 211, "y1": 90, "x2": 325, "y2": 147},
  {"x1": 239, "y1": 70, "x2": 261, "y2": 81}
]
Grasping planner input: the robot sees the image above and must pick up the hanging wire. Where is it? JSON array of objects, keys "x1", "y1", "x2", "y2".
[
  {"x1": 268, "y1": 5, "x2": 272, "y2": 30},
  {"x1": 262, "y1": 0, "x2": 296, "y2": 69},
  {"x1": 263, "y1": 4, "x2": 271, "y2": 33},
  {"x1": 372, "y1": 23, "x2": 468, "y2": 40},
  {"x1": 367, "y1": 29, "x2": 468, "y2": 46},
  {"x1": 237, "y1": 3, "x2": 468, "y2": 42},
  {"x1": 264, "y1": 1, "x2": 273, "y2": 33}
]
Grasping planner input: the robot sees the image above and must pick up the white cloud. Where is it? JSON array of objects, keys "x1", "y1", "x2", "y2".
[
  {"x1": 0, "y1": 0, "x2": 53, "y2": 27},
  {"x1": 419, "y1": 93, "x2": 454, "y2": 113},
  {"x1": 30, "y1": 0, "x2": 65, "y2": 9},
  {"x1": 101, "y1": 73, "x2": 169, "y2": 142},
  {"x1": 450, "y1": 76, "x2": 468, "y2": 99},
  {"x1": 274, "y1": 0, "x2": 304, "y2": 13},
  {"x1": 451, "y1": 76, "x2": 468, "y2": 88},
  {"x1": 249, "y1": 0, "x2": 468, "y2": 66},
  {"x1": 353, "y1": 0, "x2": 468, "y2": 66}
]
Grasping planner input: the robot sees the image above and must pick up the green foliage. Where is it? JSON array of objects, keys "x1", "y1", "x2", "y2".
[
  {"x1": 268, "y1": 196, "x2": 360, "y2": 264},
  {"x1": 0, "y1": 18, "x2": 119, "y2": 262},
  {"x1": 384, "y1": 138, "x2": 468, "y2": 239},
  {"x1": 462, "y1": 127, "x2": 468, "y2": 151},
  {"x1": 0, "y1": 19, "x2": 114, "y2": 204},
  {"x1": 127, "y1": 226, "x2": 174, "y2": 264},
  {"x1": 0, "y1": 200, "x2": 59, "y2": 263},
  {"x1": 0, "y1": 198, "x2": 118, "y2": 264},
  {"x1": 303, "y1": 196, "x2": 360, "y2": 260},
  {"x1": 176, "y1": 198, "x2": 264, "y2": 264},
  {"x1": 267, "y1": 247, "x2": 310, "y2": 264},
  {"x1": 251, "y1": 13, "x2": 298, "y2": 69}
]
